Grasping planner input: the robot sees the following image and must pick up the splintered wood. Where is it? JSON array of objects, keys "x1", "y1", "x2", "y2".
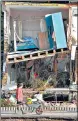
[{"x1": 6, "y1": 48, "x2": 69, "y2": 64}]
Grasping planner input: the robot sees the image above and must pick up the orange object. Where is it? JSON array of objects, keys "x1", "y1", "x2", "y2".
[
  {"x1": 16, "y1": 87, "x2": 23, "y2": 102},
  {"x1": 38, "y1": 32, "x2": 49, "y2": 50}
]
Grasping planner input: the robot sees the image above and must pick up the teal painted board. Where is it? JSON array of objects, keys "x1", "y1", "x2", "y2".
[
  {"x1": 45, "y1": 14, "x2": 54, "y2": 49},
  {"x1": 52, "y1": 12, "x2": 67, "y2": 49}
]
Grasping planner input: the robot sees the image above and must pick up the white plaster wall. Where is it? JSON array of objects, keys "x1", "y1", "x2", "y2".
[
  {"x1": 6, "y1": 8, "x2": 69, "y2": 84},
  {"x1": 10, "y1": 8, "x2": 69, "y2": 41}
]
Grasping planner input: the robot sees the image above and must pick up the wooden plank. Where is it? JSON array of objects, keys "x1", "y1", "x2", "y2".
[
  {"x1": 14, "y1": 58, "x2": 16, "y2": 62},
  {"x1": 22, "y1": 56, "x2": 25, "y2": 60},
  {"x1": 7, "y1": 50, "x2": 48, "y2": 58},
  {"x1": 61, "y1": 49, "x2": 64, "y2": 53},
  {"x1": 5, "y1": 2, "x2": 69, "y2": 8},
  {"x1": 6, "y1": 49, "x2": 70, "y2": 64},
  {"x1": 38, "y1": 32, "x2": 49, "y2": 50},
  {"x1": 30, "y1": 54, "x2": 32, "y2": 59}
]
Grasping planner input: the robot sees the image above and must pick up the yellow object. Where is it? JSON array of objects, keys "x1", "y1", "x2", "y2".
[
  {"x1": 5, "y1": 2, "x2": 69, "y2": 8},
  {"x1": 2, "y1": 73, "x2": 7, "y2": 86},
  {"x1": 27, "y1": 98, "x2": 32, "y2": 105}
]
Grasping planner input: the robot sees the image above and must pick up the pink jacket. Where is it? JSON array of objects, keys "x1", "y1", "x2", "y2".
[{"x1": 16, "y1": 87, "x2": 23, "y2": 102}]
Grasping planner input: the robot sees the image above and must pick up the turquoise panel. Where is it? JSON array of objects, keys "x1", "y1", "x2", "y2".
[
  {"x1": 45, "y1": 14, "x2": 54, "y2": 49},
  {"x1": 52, "y1": 12, "x2": 67, "y2": 49}
]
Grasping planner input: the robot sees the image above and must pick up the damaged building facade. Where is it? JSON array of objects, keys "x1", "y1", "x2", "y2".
[{"x1": 1, "y1": 1, "x2": 77, "y2": 91}]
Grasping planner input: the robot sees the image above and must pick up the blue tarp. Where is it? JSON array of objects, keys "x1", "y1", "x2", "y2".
[{"x1": 16, "y1": 37, "x2": 39, "y2": 51}]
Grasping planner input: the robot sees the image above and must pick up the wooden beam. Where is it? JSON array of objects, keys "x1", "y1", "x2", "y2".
[
  {"x1": 6, "y1": 48, "x2": 70, "y2": 64},
  {"x1": 4, "y1": 2, "x2": 69, "y2": 8}
]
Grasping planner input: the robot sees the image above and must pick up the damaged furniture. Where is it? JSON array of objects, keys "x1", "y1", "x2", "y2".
[{"x1": 45, "y1": 12, "x2": 67, "y2": 49}]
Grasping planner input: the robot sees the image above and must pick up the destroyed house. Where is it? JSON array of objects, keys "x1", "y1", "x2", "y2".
[{"x1": 1, "y1": 1, "x2": 77, "y2": 88}]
